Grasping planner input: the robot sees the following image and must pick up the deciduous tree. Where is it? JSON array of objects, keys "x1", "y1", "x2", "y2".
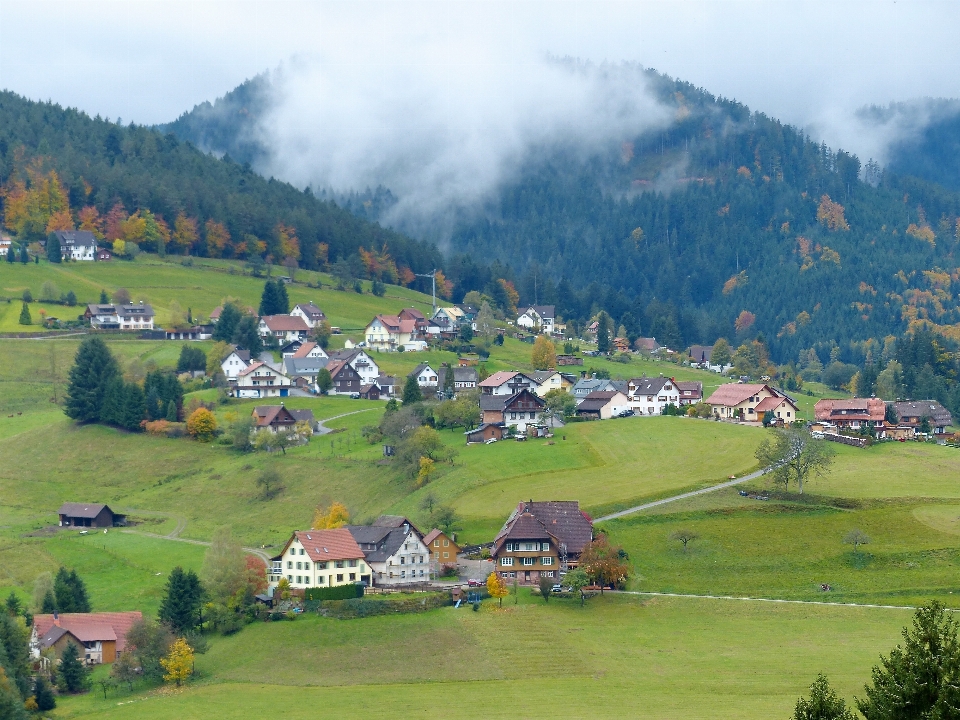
[
  {"x1": 579, "y1": 535, "x2": 630, "y2": 593},
  {"x1": 186, "y1": 407, "x2": 217, "y2": 442},
  {"x1": 843, "y1": 529, "x2": 870, "y2": 555},
  {"x1": 755, "y1": 428, "x2": 834, "y2": 494},
  {"x1": 531, "y1": 335, "x2": 557, "y2": 370},
  {"x1": 670, "y1": 529, "x2": 699, "y2": 552},
  {"x1": 201, "y1": 527, "x2": 247, "y2": 606},
  {"x1": 486, "y1": 572, "x2": 508, "y2": 608},
  {"x1": 160, "y1": 637, "x2": 194, "y2": 687}
]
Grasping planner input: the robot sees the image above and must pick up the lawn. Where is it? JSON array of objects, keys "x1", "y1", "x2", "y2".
[{"x1": 52, "y1": 593, "x2": 915, "y2": 720}]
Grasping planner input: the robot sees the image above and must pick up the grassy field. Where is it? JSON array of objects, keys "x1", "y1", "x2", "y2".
[{"x1": 50, "y1": 593, "x2": 915, "y2": 720}]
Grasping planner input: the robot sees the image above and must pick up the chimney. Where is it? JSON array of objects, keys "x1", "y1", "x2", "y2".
[{"x1": 53, "y1": 610, "x2": 60, "y2": 626}]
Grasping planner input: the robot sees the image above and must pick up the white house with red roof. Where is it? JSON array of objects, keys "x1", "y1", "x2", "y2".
[
  {"x1": 291, "y1": 341, "x2": 328, "y2": 360},
  {"x1": 268, "y1": 529, "x2": 370, "y2": 591},
  {"x1": 234, "y1": 361, "x2": 293, "y2": 398},
  {"x1": 365, "y1": 314, "x2": 417, "y2": 351},
  {"x1": 478, "y1": 371, "x2": 537, "y2": 396},
  {"x1": 257, "y1": 315, "x2": 310, "y2": 343},
  {"x1": 705, "y1": 383, "x2": 793, "y2": 421}
]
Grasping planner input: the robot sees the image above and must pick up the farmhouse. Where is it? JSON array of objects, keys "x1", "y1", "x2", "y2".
[
  {"x1": 221, "y1": 348, "x2": 251, "y2": 380},
  {"x1": 292, "y1": 341, "x2": 328, "y2": 360},
  {"x1": 32, "y1": 611, "x2": 142, "y2": 664},
  {"x1": 479, "y1": 389, "x2": 546, "y2": 430},
  {"x1": 290, "y1": 302, "x2": 326, "y2": 328},
  {"x1": 268, "y1": 529, "x2": 369, "y2": 592},
  {"x1": 346, "y1": 517, "x2": 431, "y2": 585},
  {"x1": 58, "y1": 503, "x2": 125, "y2": 528},
  {"x1": 365, "y1": 314, "x2": 417, "y2": 351},
  {"x1": 257, "y1": 315, "x2": 309, "y2": 344},
  {"x1": 479, "y1": 371, "x2": 537, "y2": 396},
  {"x1": 527, "y1": 370, "x2": 564, "y2": 397},
  {"x1": 625, "y1": 376, "x2": 681, "y2": 415},
  {"x1": 814, "y1": 398, "x2": 886, "y2": 430},
  {"x1": 84, "y1": 303, "x2": 155, "y2": 330},
  {"x1": 431, "y1": 306, "x2": 466, "y2": 333},
  {"x1": 492, "y1": 500, "x2": 593, "y2": 585},
  {"x1": 326, "y1": 359, "x2": 363, "y2": 396},
  {"x1": 436, "y1": 366, "x2": 479, "y2": 398},
  {"x1": 893, "y1": 400, "x2": 953, "y2": 434},
  {"x1": 575, "y1": 390, "x2": 631, "y2": 420},
  {"x1": 634, "y1": 337, "x2": 662, "y2": 353},
  {"x1": 409, "y1": 363, "x2": 439, "y2": 389},
  {"x1": 676, "y1": 381, "x2": 703, "y2": 405},
  {"x1": 423, "y1": 528, "x2": 460, "y2": 566},
  {"x1": 688, "y1": 345, "x2": 713, "y2": 366},
  {"x1": 53, "y1": 230, "x2": 97, "y2": 261},
  {"x1": 516, "y1": 305, "x2": 556, "y2": 334},
  {"x1": 705, "y1": 383, "x2": 782, "y2": 421},
  {"x1": 234, "y1": 361, "x2": 293, "y2": 398},
  {"x1": 327, "y1": 349, "x2": 380, "y2": 385},
  {"x1": 572, "y1": 376, "x2": 624, "y2": 403},
  {"x1": 252, "y1": 404, "x2": 298, "y2": 432}
]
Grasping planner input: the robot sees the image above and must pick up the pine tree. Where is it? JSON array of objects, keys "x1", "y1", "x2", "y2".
[
  {"x1": 121, "y1": 383, "x2": 146, "y2": 431},
  {"x1": 158, "y1": 567, "x2": 203, "y2": 634},
  {"x1": 40, "y1": 590, "x2": 56, "y2": 613},
  {"x1": 258, "y1": 280, "x2": 279, "y2": 316},
  {"x1": 276, "y1": 280, "x2": 290, "y2": 314},
  {"x1": 166, "y1": 400, "x2": 179, "y2": 422},
  {"x1": 212, "y1": 302, "x2": 242, "y2": 342},
  {"x1": 54, "y1": 568, "x2": 76, "y2": 613},
  {"x1": 57, "y1": 642, "x2": 88, "y2": 693},
  {"x1": 596, "y1": 311, "x2": 611, "y2": 354},
  {"x1": 65, "y1": 337, "x2": 121, "y2": 423},
  {"x1": 4, "y1": 592, "x2": 21, "y2": 617},
  {"x1": 33, "y1": 674, "x2": 56, "y2": 711},
  {"x1": 46, "y1": 233, "x2": 61, "y2": 263},
  {"x1": 402, "y1": 375, "x2": 423, "y2": 404},
  {"x1": 4, "y1": 246, "x2": 13, "y2": 263},
  {"x1": 68, "y1": 570, "x2": 90, "y2": 613},
  {"x1": 232, "y1": 316, "x2": 263, "y2": 356},
  {"x1": 99, "y1": 377, "x2": 124, "y2": 426},
  {"x1": 18, "y1": 303, "x2": 31, "y2": 326},
  {"x1": 19, "y1": 245, "x2": 28, "y2": 264},
  {"x1": 99, "y1": 289, "x2": 109, "y2": 303}
]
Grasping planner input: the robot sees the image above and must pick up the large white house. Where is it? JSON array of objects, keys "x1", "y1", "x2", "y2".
[
  {"x1": 364, "y1": 314, "x2": 417, "y2": 351},
  {"x1": 625, "y1": 377, "x2": 681, "y2": 416},
  {"x1": 290, "y1": 302, "x2": 327, "y2": 328},
  {"x1": 346, "y1": 517, "x2": 432, "y2": 586},
  {"x1": 234, "y1": 361, "x2": 293, "y2": 398},
  {"x1": 516, "y1": 305, "x2": 556, "y2": 334},
  {"x1": 221, "y1": 348, "x2": 252, "y2": 379},
  {"x1": 268, "y1": 529, "x2": 370, "y2": 592},
  {"x1": 53, "y1": 230, "x2": 97, "y2": 261},
  {"x1": 527, "y1": 370, "x2": 564, "y2": 397},
  {"x1": 478, "y1": 371, "x2": 537, "y2": 396},
  {"x1": 84, "y1": 303, "x2": 155, "y2": 330},
  {"x1": 258, "y1": 315, "x2": 310, "y2": 344},
  {"x1": 409, "y1": 363, "x2": 439, "y2": 389}
]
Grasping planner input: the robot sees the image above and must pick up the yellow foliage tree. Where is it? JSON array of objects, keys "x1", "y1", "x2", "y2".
[
  {"x1": 531, "y1": 335, "x2": 556, "y2": 370},
  {"x1": 204, "y1": 220, "x2": 231, "y2": 258},
  {"x1": 416, "y1": 456, "x2": 435, "y2": 487},
  {"x1": 312, "y1": 502, "x2": 350, "y2": 529},
  {"x1": 276, "y1": 223, "x2": 300, "y2": 261},
  {"x1": 486, "y1": 571, "x2": 508, "y2": 607},
  {"x1": 112, "y1": 239, "x2": 127, "y2": 257},
  {"x1": 172, "y1": 214, "x2": 199, "y2": 254},
  {"x1": 119, "y1": 211, "x2": 146, "y2": 243},
  {"x1": 78, "y1": 206, "x2": 104, "y2": 239},
  {"x1": 186, "y1": 407, "x2": 217, "y2": 442},
  {"x1": 906, "y1": 223, "x2": 936, "y2": 248},
  {"x1": 816, "y1": 195, "x2": 850, "y2": 231},
  {"x1": 45, "y1": 208, "x2": 74, "y2": 232},
  {"x1": 160, "y1": 637, "x2": 194, "y2": 687}
]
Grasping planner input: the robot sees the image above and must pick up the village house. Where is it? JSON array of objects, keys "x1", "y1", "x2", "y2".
[
  {"x1": 365, "y1": 314, "x2": 417, "y2": 351},
  {"x1": 705, "y1": 383, "x2": 784, "y2": 421},
  {"x1": 754, "y1": 394, "x2": 800, "y2": 425},
  {"x1": 58, "y1": 503, "x2": 125, "y2": 528},
  {"x1": 375, "y1": 374, "x2": 398, "y2": 398},
  {"x1": 814, "y1": 398, "x2": 886, "y2": 430},
  {"x1": 625, "y1": 376, "x2": 681, "y2": 415},
  {"x1": 556, "y1": 354, "x2": 584, "y2": 366},
  {"x1": 268, "y1": 529, "x2": 369, "y2": 592},
  {"x1": 409, "y1": 363, "x2": 439, "y2": 390},
  {"x1": 292, "y1": 341, "x2": 328, "y2": 360},
  {"x1": 257, "y1": 315, "x2": 310, "y2": 344},
  {"x1": 282, "y1": 357, "x2": 327, "y2": 392},
  {"x1": 234, "y1": 361, "x2": 293, "y2": 398},
  {"x1": 327, "y1": 349, "x2": 381, "y2": 385},
  {"x1": 32, "y1": 611, "x2": 142, "y2": 665},
  {"x1": 479, "y1": 371, "x2": 537, "y2": 396},
  {"x1": 431, "y1": 306, "x2": 466, "y2": 334},
  {"x1": 251, "y1": 404, "x2": 316, "y2": 434},
  {"x1": 527, "y1": 370, "x2": 564, "y2": 397},
  {"x1": 465, "y1": 422, "x2": 507, "y2": 443},
  {"x1": 96, "y1": 247, "x2": 112, "y2": 261},
  {"x1": 479, "y1": 388, "x2": 546, "y2": 431},
  {"x1": 164, "y1": 325, "x2": 212, "y2": 341},
  {"x1": 399, "y1": 307, "x2": 429, "y2": 336},
  {"x1": 893, "y1": 400, "x2": 954, "y2": 434},
  {"x1": 358, "y1": 383, "x2": 381, "y2": 400},
  {"x1": 492, "y1": 500, "x2": 593, "y2": 585},
  {"x1": 516, "y1": 305, "x2": 556, "y2": 334},
  {"x1": 221, "y1": 348, "x2": 252, "y2": 380},
  {"x1": 290, "y1": 302, "x2": 326, "y2": 328},
  {"x1": 52, "y1": 230, "x2": 97, "y2": 261},
  {"x1": 688, "y1": 345, "x2": 713, "y2": 367},
  {"x1": 634, "y1": 337, "x2": 662, "y2": 353},
  {"x1": 346, "y1": 516, "x2": 431, "y2": 585},
  {"x1": 575, "y1": 390, "x2": 631, "y2": 420},
  {"x1": 436, "y1": 366, "x2": 479, "y2": 398},
  {"x1": 423, "y1": 528, "x2": 460, "y2": 567},
  {"x1": 572, "y1": 376, "x2": 624, "y2": 404},
  {"x1": 326, "y1": 359, "x2": 363, "y2": 395},
  {"x1": 84, "y1": 302, "x2": 155, "y2": 330},
  {"x1": 675, "y1": 381, "x2": 703, "y2": 406}
]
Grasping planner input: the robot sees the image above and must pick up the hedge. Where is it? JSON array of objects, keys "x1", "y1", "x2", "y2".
[
  {"x1": 304, "y1": 583, "x2": 364, "y2": 602},
  {"x1": 317, "y1": 592, "x2": 454, "y2": 619}
]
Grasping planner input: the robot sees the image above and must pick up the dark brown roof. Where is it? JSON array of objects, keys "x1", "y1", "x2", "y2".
[
  {"x1": 500, "y1": 512, "x2": 553, "y2": 542},
  {"x1": 518, "y1": 501, "x2": 593, "y2": 555},
  {"x1": 252, "y1": 405, "x2": 297, "y2": 428},
  {"x1": 894, "y1": 401, "x2": 953, "y2": 427}
]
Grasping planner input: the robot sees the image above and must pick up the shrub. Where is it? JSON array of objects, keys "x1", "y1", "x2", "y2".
[
  {"x1": 304, "y1": 584, "x2": 364, "y2": 602},
  {"x1": 144, "y1": 419, "x2": 171, "y2": 436},
  {"x1": 186, "y1": 407, "x2": 217, "y2": 441}
]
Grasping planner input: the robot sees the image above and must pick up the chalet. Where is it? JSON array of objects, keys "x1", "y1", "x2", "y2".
[
  {"x1": 84, "y1": 303, "x2": 155, "y2": 330},
  {"x1": 53, "y1": 230, "x2": 97, "y2": 261},
  {"x1": 754, "y1": 394, "x2": 800, "y2": 425},
  {"x1": 346, "y1": 517, "x2": 430, "y2": 585},
  {"x1": 409, "y1": 363, "x2": 439, "y2": 389},
  {"x1": 326, "y1": 359, "x2": 363, "y2": 395},
  {"x1": 432, "y1": 306, "x2": 466, "y2": 333},
  {"x1": 705, "y1": 383, "x2": 782, "y2": 421},
  {"x1": 252, "y1": 404, "x2": 298, "y2": 432},
  {"x1": 527, "y1": 370, "x2": 564, "y2": 397},
  {"x1": 96, "y1": 248, "x2": 112, "y2": 261},
  {"x1": 465, "y1": 422, "x2": 507, "y2": 443},
  {"x1": 258, "y1": 315, "x2": 309, "y2": 344},
  {"x1": 634, "y1": 337, "x2": 662, "y2": 353},
  {"x1": 814, "y1": 398, "x2": 886, "y2": 430},
  {"x1": 479, "y1": 388, "x2": 545, "y2": 431},
  {"x1": 221, "y1": 348, "x2": 251, "y2": 380},
  {"x1": 688, "y1": 345, "x2": 713, "y2": 366},
  {"x1": 436, "y1": 366, "x2": 479, "y2": 398},
  {"x1": 479, "y1": 371, "x2": 536, "y2": 396},
  {"x1": 32, "y1": 612, "x2": 142, "y2": 665},
  {"x1": 375, "y1": 375, "x2": 398, "y2": 398},
  {"x1": 292, "y1": 341, "x2": 328, "y2": 360},
  {"x1": 234, "y1": 361, "x2": 293, "y2": 398},
  {"x1": 675, "y1": 381, "x2": 703, "y2": 405},
  {"x1": 365, "y1": 314, "x2": 416, "y2": 351},
  {"x1": 516, "y1": 305, "x2": 556, "y2": 334},
  {"x1": 290, "y1": 302, "x2": 326, "y2": 328},
  {"x1": 625, "y1": 377, "x2": 681, "y2": 415},
  {"x1": 575, "y1": 390, "x2": 631, "y2": 419},
  {"x1": 267, "y1": 529, "x2": 369, "y2": 592},
  {"x1": 280, "y1": 339, "x2": 305, "y2": 357},
  {"x1": 893, "y1": 400, "x2": 954, "y2": 434},
  {"x1": 327, "y1": 349, "x2": 380, "y2": 385},
  {"x1": 423, "y1": 528, "x2": 460, "y2": 566},
  {"x1": 58, "y1": 503, "x2": 125, "y2": 528},
  {"x1": 492, "y1": 500, "x2": 593, "y2": 585}
]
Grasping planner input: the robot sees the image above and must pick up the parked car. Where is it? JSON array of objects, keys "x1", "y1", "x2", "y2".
[
  {"x1": 467, "y1": 579, "x2": 482, "y2": 587},
  {"x1": 617, "y1": 409, "x2": 635, "y2": 418},
  {"x1": 349, "y1": 392, "x2": 361, "y2": 399},
  {"x1": 551, "y1": 584, "x2": 564, "y2": 593}
]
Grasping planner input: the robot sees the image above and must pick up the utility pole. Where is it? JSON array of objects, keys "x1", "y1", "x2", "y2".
[{"x1": 415, "y1": 269, "x2": 438, "y2": 316}]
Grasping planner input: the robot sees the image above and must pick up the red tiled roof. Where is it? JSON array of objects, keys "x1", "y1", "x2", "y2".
[
  {"x1": 237, "y1": 361, "x2": 265, "y2": 378},
  {"x1": 422, "y1": 529, "x2": 444, "y2": 546},
  {"x1": 814, "y1": 398, "x2": 886, "y2": 422},
  {"x1": 705, "y1": 383, "x2": 773, "y2": 407},
  {"x1": 478, "y1": 371, "x2": 518, "y2": 388},
  {"x1": 293, "y1": 529, "x2": 365, "y2": 563},
  {"x1": 325, "y1": 359, "x2": 347, "y2": 378},
  {"x1": 261, "y1": 315, "x2": 309, "y2": 332},
  {"x1": 754, "y1": 395, "x2": 796, "y2": 413},
  {"x1": 293, "y1": 342, "x2": 319, "y2": 358},
  {"x1": 34, "y1": 612, "x2": 142, "y2": 652}
]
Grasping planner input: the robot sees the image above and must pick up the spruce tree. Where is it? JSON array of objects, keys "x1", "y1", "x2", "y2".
[
  {"x1": 158, "y1": 567, "x2": 203, "y2": 634},
  {"x1": 46, "y1": 233, "x2": 62, "y2": 263},
  {"x1": 33, "y1": 674, "x2": 56, "y2": 711},
  {"x1": 17, "y1": 302, "x2": 31, "y2": 325},
  {"x1": 68, "y1": 570, "x2": 90, "y2": 613},
  {"x1": 4, "y1": 246, "x2": 13, "y2": 262},
  {"x1": 40, "y1": 590, "x2": 56, "y2": 614},
  {"x1": 65, "y1": 337, "x2": 121, "y2": 423},
  {"x1": 99, "y1": 377, "x2": 124, "y2": 426},
  {"x1": 166, "y1": 400, "x2": 179, "y2": 422},
  {"x1": 232, "y1": 316, "x2": 263, "y2": 356},
  {"x1": 4, "y1": 592, "x2": 20, "y2": 617},
  {"x1": 99, "y1": 289, "x2": 109, "y2": 303},
  {"x1": 276, "y1": 279, "x2": 290, "y2": 314},
  {"x1": 402, "y1": 375, "x2": 423, "y2": 404},
  {"x1": 57, "y1": 642, "x2": 88, "y2": 693},
  {"x1": 53, "y1": 568, "x2": 76, "y2": 613},
  {"x1": 145, "y1": 386, "x2": 161, "y2": 421},
  {"x1": 213, "y1": 302, "x2": 242, "y2": 342},
  {"x1": 121, "y1": 383, "x2": 146, "y2": 431},
  {"x1": 258, "y1": 280, "x2": 279, "y2": 316},
  {"x1": 19, "y1": 245, "x2": 28, "y2": 264}
]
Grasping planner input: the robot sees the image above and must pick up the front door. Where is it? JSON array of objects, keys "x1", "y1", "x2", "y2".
[{"x1": 524, "y1": 571, "x2": 530, "y2": 583}]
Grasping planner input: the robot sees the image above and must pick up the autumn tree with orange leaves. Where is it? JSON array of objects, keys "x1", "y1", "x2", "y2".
[
  {"x1": 204, "y1": 220, "x2": 231, "y2": 258},
  {"x1": 816, "y1": 195, "x2": 849, "y2": 231}
]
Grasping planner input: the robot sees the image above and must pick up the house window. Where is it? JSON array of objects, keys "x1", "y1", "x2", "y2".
[
  {"x1": 300, "y1": 549, "x2": 305, "y2": 555},
  {"x1": 544, "y1": 571, "x2": 554, "y2": 578},
  {"x1": 401, "y1": 570, "x2": 406, "y2": 578},
  {"x1": 337, "y1": 574, "x2": 344, "y2": 582},
  {"x1": 522, "y1": 557, "x2": 534, "y2": 566},
  {"x1": 296, "y1": 576, "x2": 302, "y2": 583},
  {"x1": 400, "y1": 557, "x2": 405, "y2": 565},
  {"x1": 348, "y1": 559, "x2": 357, "y2": 567},
  {"x1": 336, "y1": 561, "x2": 344, "y2": 568},
  {"x1": 296, "y1": 562, "x2": 302, "y2": 570},
  {"x1": 524, "y1": 543, "x2": 535, "y2": 551},
  {"x1": 541, "y1": 542, "x2": 549, "y2": 551},
  {"x1": 434, "y1": 540, "x2": 440, "y2": 547},
  {"x1": 349, "y1": 573, "x2": 356, "y2": 581},
  {"x1": 542, "y1": 556, "x2": 553, "y2": 565},
  {"x1": 443, "y1": 552, "x2": 449, "y2": 558},
  {"x1": 443, "y1": 539, "x2": 449, "y2": 546},
  {"x1": 287, "y1": 574, "x2": 292, "y2": 581},
  {"x1": 501, "y1": 557, "x2": 514, "y2": 566},
  {"x1": 318, "y1": 576, "x2": 326, "y2": 584},
  {"x1": 316, "y1": 562, "x2": 327, "y2": 570},
  {"x1": 287, "y1": 561, "x2": 293, "y2": 569},
  {"x1": 290, "y1": 548, "x2": 297, "y2": 556}
]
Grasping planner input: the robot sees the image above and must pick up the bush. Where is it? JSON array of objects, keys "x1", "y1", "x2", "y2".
[
  {"x1": 318, "y1": 592, "x2": 451, "y2": 619},
  {"x1": 304, "y1": 584, "x2": 364, "y2": 602},
  {"x1": 186, "y1": 407, "x2": 217, "y2": 441}
]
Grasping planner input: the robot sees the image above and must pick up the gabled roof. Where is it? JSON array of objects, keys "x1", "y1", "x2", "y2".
[
  {"x1": 326, "y1": 359, "x2": 358, "y2": 379},
  {"x1": 705, "y1": 383, "x2": 776, "y2": 407},
  {"x1": 237, "y1": 361, "x2": 266, "y2": 378},
  {"x1": 294, "y1": 302, "x2": 325, "y2": 318},
  {"x1": 526, "y1": 370, "x2": 559, "y2": 384},
  {"x1": 688, "y1": 345, "x2": 713, "y2": 362},
  {"x1": 435, "y1": 306, "x2": 464, "y2": 319},
  {"x1": 408, "y1": 362, "x2": 435, "y2": 378},
  {"x1": 675, "y1": 381, "x2": 703, "y2": 395},
  {"x1": 226, "y1": 348, "x2": 251, "y2": 363},
  {"x1": 422, "y1": 529, "x2": 445, "y2": 546},
  {"x1": 893, "y1": 400, "x2": 953, "y2": 426},
  {"x1": 293, "y1": 342, "x2": 323, "y2": 358},
  {"x1": 369, "y1": 314, "x2": 417, "y2": 334},
  {"x1": 345, "y1": 525, "x2": 412, "y2": 562},
  {"x1": 754, "y1": 395, "x2": 797, "y2": 413},
  {"x1": 289, "y1": 409, "x2": 316, "y2": 425},
  {"x1": 519, "y1": 305, "x2": 556, "y2": 320},
  {"x1": 480, "y1": 394, "x2": 510, "y2": 412},
  {"x1": 479, "y1": 371, "x2": 519, "y2": 388},
  {"x1": 58, "y1": 503, "x2": 111, "y2": 518},
  {"x1": 53, "y1": 230, "x2": 97, "y2": 246},
  {"x1": 500, "y1": 512, "x2": 553, "y2": 542},
  {"x1": 260, "y1": 315, "x2": 309, "y2": 332},
  {"x1": 283, "y1": 357, "x2": 328, "y2": 376},
  {"x1": 252, "y1": 405, "x2": 297, "y2": 427},
  {"x1": 34, "y1": 612, "x2": 142, "y2": 652},
  {"x1": 496, "y1": 501, "x2": 593, "y2": 555},
  {"x1": 288, "y1": 529, "x2": 366, "y2": 563},
  {"x1": 376, "y1": 374, "x2": 397, "y2": 386},
  {"x1": 627, "y1": 376, "x2": 674, "y2": 395},
  {"x1": 373, "y1": 515, "x2": 421, "y2": 535},
  {"x1": 814, "y1": 398, "x2": 885, "y2": 422},
  {"x1": 437, "y1": 367, "x2": 478, "y2": 385},
  {"x1": 399, "y1": 307, "x2": 426, "y2": 321}
]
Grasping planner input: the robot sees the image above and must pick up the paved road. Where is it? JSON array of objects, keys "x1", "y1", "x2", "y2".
[
  {"x1": 619, "y1": 590, "x2": 922, "y2": 612},
  {"x1": 595, "y1": 466, "x2": 770, "y2": 522}
]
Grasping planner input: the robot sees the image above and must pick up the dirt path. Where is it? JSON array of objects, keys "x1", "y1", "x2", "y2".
[
  {"x1": 314, "y1": 407, "x2": 380, "y2": 435},
  {"x1": 118, "y1": 508, "x2": 271, "y2": 561}
]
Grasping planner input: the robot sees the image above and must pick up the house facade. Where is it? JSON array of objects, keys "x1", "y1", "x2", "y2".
[
  {"x1": 85, "y1": 303, "x2": 155, "y2": 330},
  {"x1": 346, "y1": 517, "x2": 431, "y2": 585},
  {"x1": 527, "y1": 370, "x2": 564, "y2": 397},
  {"x1": 572, "y1": 376, "x2": 622, "y2": 404},
  {"x1": 32, "y1": 612, "x2": 142, "y2": 664},
  {"x1": 675, "y1": 381, "x2": 703, "y2": 406},
  {"x1": 754, "y1": 395, "x2": 800, "y2": 425},
  {"x1": 326, "y1": 360, "x2": 363, "y2": 395},
  {"x1": 479, "y1": 388, "x2": 545, "y2": 430},
  {"x1": 268, "y1": 529, "x2": 369, "y2": 592},
  {"x1": 290, "y1": 302, "x2": 326, "y2": 328},
  {"x1": 221, "y1": 349, "x2": 251, "y2": 380},
  {"x1": 575, "y1": 390, "x2": 631, "y2": 419},
  {"x1": 465, "y1": 422, "x2": 507, "y2": 443},
  {"x1": 814, "y1": 398, "x2": 886, "y2": 430},
  {"x1": 431, "y1": 306, "x2": 465, "y2": 333},
  {"x1": 705, "y1": 383, "x2": 782, "y2": 421},
  {"x1": 328, "y1": 349, "x2": 380, "y2": 385},
  {"x1": 365, "y1": 314, "x2": 416, "y2": 351},
  {"x1": 258, "y1": 315, "x2": 310, "y2": 344},
  {"x1": 516, "y1": 305, "x2": 556, "y2": 334},
  {"x1": 625, "y1": 377, "x2": 681, "y2": 415},
  {"x1": 479, "y1": 371, "x2": 536, "y2": 396},
  {"x1": 58, "y1": 503, "x2": 124, "y2": 528},
  {"x1": 409, "y1": 363, "x2": 439, "y2": 389},
  {"x1": 234, "y1": 362, "x2": 293, "y2": 398},
  {"x1": 53, "y1": 230, "x2": 97, "y2": 261},
  {"x1": 252, "y1": 404, "x2": 298, "y2": 433},
  {"x1": 423, "y1": 529, "x2": 460, "y2": 567},
  {"x1": 893, "y1": 400, "x2": 953, "y2": 434},
  {"x1": 292, "y1": 341, "x2": 328, "y2": 360},
  {"x1": 436, "y1": 367, "x2": 479, "y2": 398}
]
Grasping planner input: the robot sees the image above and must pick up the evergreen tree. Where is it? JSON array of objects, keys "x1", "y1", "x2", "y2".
[
  {"x1": 65, "y1": 290, "x2": 77, "y2": 306},
  {"x1": 232, "y1": 316, "x2": 263, "y2": 356},
  {"x1": 4, "y1": 592, "x2": 20, "y2": 617},
  {"x1": 0, "y1": 612, "x2": 31, "y2": 699},
  {"x1": 33, "y1": 674, "x2": 56, "y2": 711},
  {"x1": 402, "y1": 375, "x2": 423, "y2": 404},
  {"x1": 121, "y1": 383, "x2": 146, "y2": 431},
  {"x1": 596, "y1": 311, "x2": 611, "y2": 354},
  {"x1": 17, "y1": 303, "x2": 31, "y2": 326},
  {"x1": 18, "y1": 245, "x2": 28, "y2": 264},
  {"x1": 4, "y1": 245, "x2": 13, "y2": 263},
  {"x1": 275, "y1": 279, "x2": 290, "y2": 314},
  {"x1": 57, "y1": 642, "x2": 88, "y2": 693},
  {"x1": 212, "y1": 302, "x2": 242, "y2": 342},
  {"x1": 67, "y1": 570, "x2": 90, "y2": 613},
  {"x1": 166, "y1": 400, "x2": 179, "y2": 422},
  {"x1": 65, "y1": 337, "x2": 121, "y2": 423},
  {"x1": 158, "y1": 567, "x2": 204, "y2": 634},
  {"x1": 792, "y1": 674, "x2": 854, "y2": 720},
  {"x1": 316, "y1": 368, "x2": 333, "y2": 395},
  {"x1": 99, "y1": 289, "x2": 109, "y2": 303},
  {"x1": 258, "y1": 280, "x2": 280, "y2": 316},
  {"x1": 40, "y1": 590, "x2": 56, "y2": 614},
  {"x1": 54, "y1": 568, "x2": 77, "y2": 613},
  {"x1": 99, "y1": 377, "x2": 124, "y2": 426},
  {"x1": 46, "y1": 233, "x2": 61, "y2": 263}
]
